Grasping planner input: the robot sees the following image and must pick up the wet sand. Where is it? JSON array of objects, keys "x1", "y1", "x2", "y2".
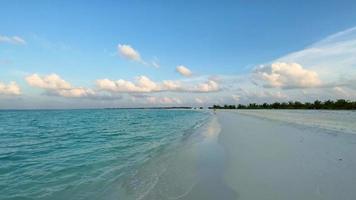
[
  {"x1": 119, "y1": 115, "x2": 237, "y2": 200},
  {"x1": 217, "y1": 110, "x2": 356, "y2": 200},
  {"x1": 180, "y1": 116, "x2": 237, "y2": 200}
]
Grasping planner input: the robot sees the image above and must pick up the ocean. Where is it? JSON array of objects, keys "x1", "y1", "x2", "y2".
[{"x1": 0, "y1": 109, "x2": 211, "y2": 200}]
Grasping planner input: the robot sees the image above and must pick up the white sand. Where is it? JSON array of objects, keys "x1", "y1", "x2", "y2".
[
  {"x1": 119, "y1": 110, "x2": 356, "y2": 200},
  {"x1": 218, "y1": 110, "x2": 356, "y2": 200}
]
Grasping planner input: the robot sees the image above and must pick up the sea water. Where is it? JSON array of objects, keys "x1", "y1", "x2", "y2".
[{"x1": 0, "y1": 109, "x2": 210, "y2": 200}]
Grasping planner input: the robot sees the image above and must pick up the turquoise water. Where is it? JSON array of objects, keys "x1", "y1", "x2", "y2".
[{"x1": 0, "y1": 109, "x2": 210, "y2": 200}]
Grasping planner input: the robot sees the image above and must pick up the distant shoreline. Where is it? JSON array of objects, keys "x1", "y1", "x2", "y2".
[
  {"x1": 1, "y1": 99, "x2": 356, "y2": 110},
  {"x1": 0, "y1": 107, "x2": 200, "y2": 111},
  {"x1": 211, "y1": 99, "x2": 356, "y2": 110}
]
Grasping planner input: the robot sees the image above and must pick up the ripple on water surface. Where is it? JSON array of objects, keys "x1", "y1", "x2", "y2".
[{"x1": 0, "y1": 109, "x2": 209, "y2": 200}]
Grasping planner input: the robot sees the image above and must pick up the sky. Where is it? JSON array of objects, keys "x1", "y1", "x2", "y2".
[{"x1": 1, "y1": 0, "x2": 356, "y2": 109}]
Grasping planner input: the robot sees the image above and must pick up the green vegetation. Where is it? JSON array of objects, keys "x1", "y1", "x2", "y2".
[{"x1": 211, "y1": 99, "x2": 356, "y2": 110}]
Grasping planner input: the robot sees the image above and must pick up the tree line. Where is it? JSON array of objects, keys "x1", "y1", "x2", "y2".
[{"x1": 211, "y1": 99, "x2": 356, "y2": 110}]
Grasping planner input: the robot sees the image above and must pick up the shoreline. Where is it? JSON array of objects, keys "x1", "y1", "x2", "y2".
[
  {"x1": 119, "y1": 109, "x2": 356, "y2": 200},
  {"x1": 112, "y1": 112, "x2": 226, "y2": 200},
  {"x1": 178, "y1": 116, "x2": 238, "y2": 200}
]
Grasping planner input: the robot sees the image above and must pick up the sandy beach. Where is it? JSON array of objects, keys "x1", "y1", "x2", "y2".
[
  {"x1": 217, "y1": 110, "x2": 356, "y2": 200},
  {"x1": 128, "y1": 110, "x2": 356, "y2": 200}
]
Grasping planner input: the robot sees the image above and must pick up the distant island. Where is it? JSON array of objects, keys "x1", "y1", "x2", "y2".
[{"x1": 210, "y1": 99, "x2": 356, "y2": 110}]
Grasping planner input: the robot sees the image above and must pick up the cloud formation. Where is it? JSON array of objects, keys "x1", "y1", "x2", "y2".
[
  {"x1": 0, "y1": 81, "x2": 21, "y2": 95},
  {"x1": 161, "y1": 80, "x2": 181, "y2": 90},
  {"x1": 118, "y1": 44, "x2": 141, "y2": 61},
  {"x1": 46, "y1": 87, "x2": 96, "y2": 98},
  {"x1": 23, "y1": 73, "x2": 219, "y2": 105},
  {"x1": 195, "y1": 80, "x2": 219, "y2": 92},
  {"x1": 276, "y1": 26, "x2": 356, "y2": 88},
  {"x1": 117, "y1": 44, "x2": 160, "y2": 68},
  {"x1": 96, "y1": 76, "x2": 158, "y2": 93},
  {"x1": 26, "y1": 74, "x2": 97, "y2": 98},
  {"x1": 176, "y1": 65, "x2": 192, "y2": 77},
  {"x1": 26, "y1": 74, "x2": 72, "y2": 90},
  {"x1": 96, "y1": 76, "x2": 219, "y2": 93},
  {"x1": 0, "y1": 35, "x2": 26, "y2": 45},
  {"x1": 253, "y1": 62, "x2": 321, "y2": 89},
  {"x1": 8, "y1": 27, "x2": 356, "y2": 108}
]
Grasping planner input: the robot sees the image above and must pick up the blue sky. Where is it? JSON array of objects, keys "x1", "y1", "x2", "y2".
[{"x1": 1, "y1": 1, "x2": 356, "y2": 108}]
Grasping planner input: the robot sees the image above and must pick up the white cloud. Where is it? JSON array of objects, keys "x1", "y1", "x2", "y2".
[
  {"x1": 0, "y1": 35, "x2": 26, "y2": 45},
  {"x1": 117, "y1": 44, "x2": 160, "y2": 68},
  {"x1": 136, "y1": 76, "x2": 158, "y2": 90},
  {"x1": 194, "y1": 80, "x2": 219, "y2": 92},
  {"x1": 218, "y1": 26, "x2": 356, "y2": 103},
  {"x1": 26, "y1": 74, "x2": 72, "y2": 90},
  {"x1": 176, "y1": 65, "x2": 192, "y2": 77},
  {"x1": 253, "y1": 62, "x2": 321, "y2": 89},
  {"x1": 229, "y1": 26, "x2": 356, "y2": 102},
  {"x1": 276, "y1": 27, "x2": 356, "y2": 87},
  {"x1": 118, "y1": 44, "x2": 141, "y2": 61},
  {"x1": 162, "y1": 80, "x2": 181, "y2": 90},
  {"x1": 49, "y1": 88, "x2": 96, "y2": 98},
  {"x1": 96, "y1": 76, "x2": 219, "y2": 93},
  {"x1": 26, "y1": 74, "x2": 104, "y2": 99},
  {"x1": 25, "y1": 74, "x2": 216, "y2": 103},
  {"x1": 0, "y1": 81, "x2": 21, "y2": 95},
  {"x1": 96, "y1": 76, "x2": 158, "y2": 93}
]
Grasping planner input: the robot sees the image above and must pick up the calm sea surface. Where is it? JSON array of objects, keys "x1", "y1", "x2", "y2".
[{"x1": 0, "y1": 109, "x2": 209, "y2": 200}]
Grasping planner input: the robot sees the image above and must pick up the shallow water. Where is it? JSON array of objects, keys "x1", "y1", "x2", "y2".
[
  {"x1": 0, "y1": 109, "x2": 209, "y2": 200},
  {"x1": 115, "y1": 115, "x2": 234, "y2": 200}
]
